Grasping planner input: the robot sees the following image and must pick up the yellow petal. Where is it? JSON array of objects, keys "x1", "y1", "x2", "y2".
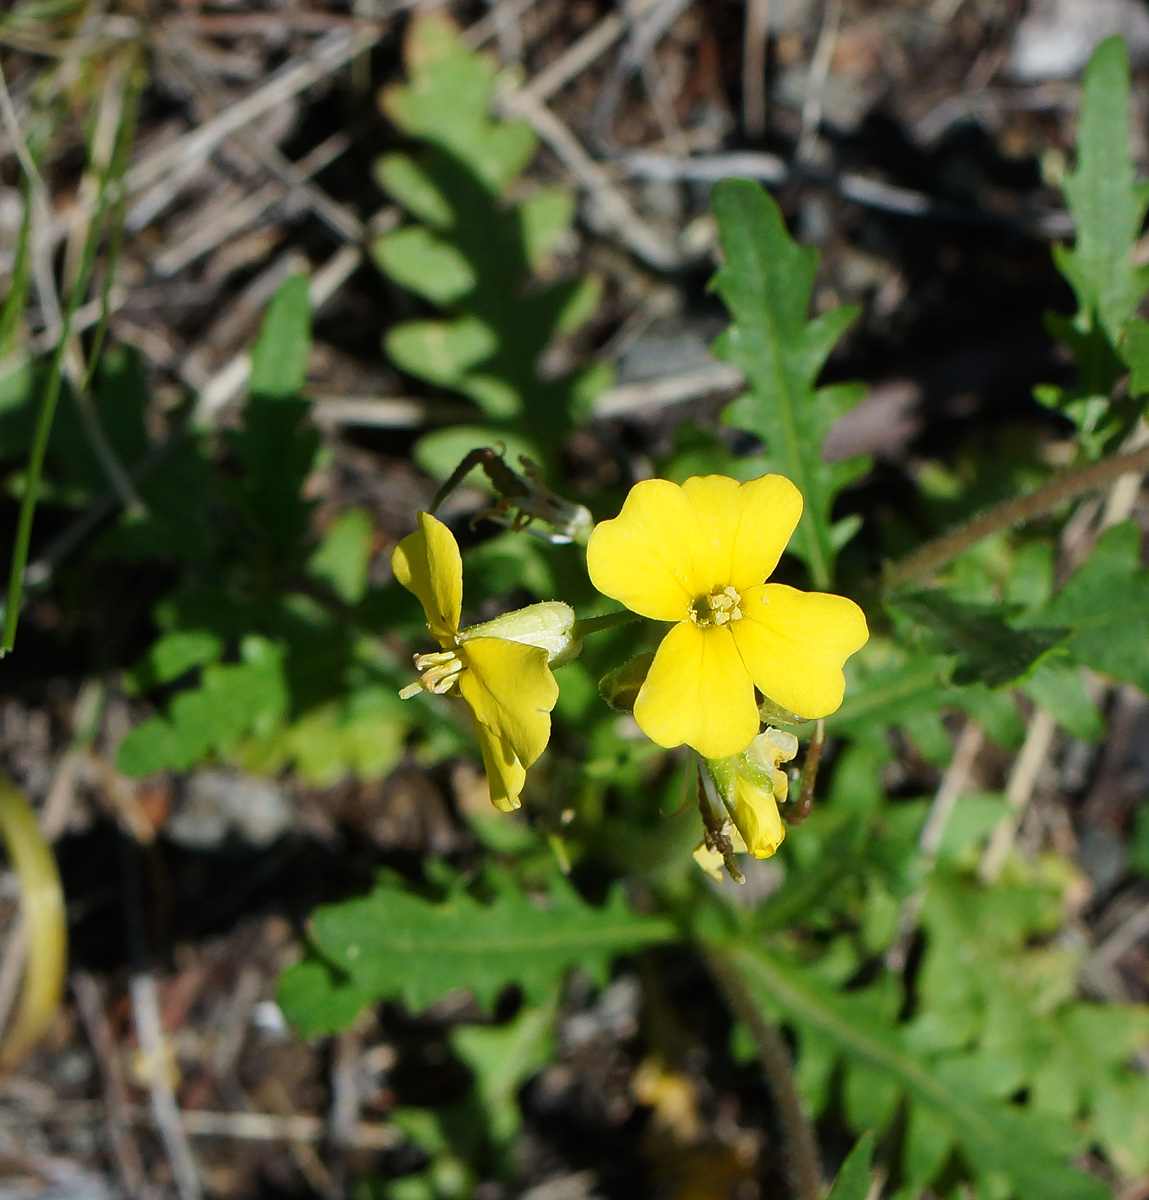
[
  {"x1": 391, "y1": 512, "x2": 462, "y2": 646},
  {"x1": 732, "y1": 584, "x2": 869, "y2": 719},
  {"x1": 586, "y1": 479, "x2": 708, "y2": 621},
  {"x1": 458, "y1": 637, "x2": 557, "y2": 772},
  {"x1": 681, "y1": 473, "x2": 803, "y2": 591},
  {"x1": 732, "y1": 778, "x2": 786, "y2": 859},
  {"x1": 633, "y1": 622, "x2": 760, "y2": 759},
  {"x1": 471, "y1": 717, "x2": 527, "y2": 812}
]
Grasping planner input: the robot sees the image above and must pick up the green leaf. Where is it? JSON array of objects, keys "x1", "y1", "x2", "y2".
[
  {"x1": 128, "y1": 629, "x2": 223, "y2": 692},
  {"x1": 386, "y1": 316, "x2": 500, "y2": 399},
  {"x1": 116, "y1": 637, "x2": 288, "y2": 775},
  {"x1": 307, "y1": 871, "x2": 674, "y2": 1014},
  {"x1": 1031, "y1": 521, "x2": 1149, "y2": 694},
  {"x1": 1021, "y1": 659, "x2": 1104, "y2": 742},
  {"x1": 371, "y1": 12, "x2": 607, "y2": 470},
  {"x1": 308, "y1": 508, "x2": 373, "y2": 605},
  {"x1": 826, "y1": 1133, "x2": 875, "y2": 1200},
  {"x1": 451, "y1": 991, "x2": 558, "y2": 1144},
  {"x1": 1130, "y1": 805, "x2": 1149, "y2": 877},
  {"x1": 729, "y1": 943, "x2": 1109, "y2": 1200},
  {"x1": 890, "y1": 591, "x2": 1066, "y2": 689},
  {"x1": 372, "y1": 227, "x2": 476, "y2": 306},
  {"x1": 1054, "y1": 37, "x2": 1149, "y2": 347},
  {"x1": 249, "y1": 274, "x2": 311, "y2": 400},
  {"x1": 276, "y1": 958, "x2": 376, "y2": 1038},
  {"x1": 711, "y1": 178, "x2": 866, "y2": 588},
  {"x1": 520, "y1": 186, "x2": 576, "y2": 270},
  {"x1": 1121, "y1": 316, "x2": 1149, "y2": 396},
  {"x1": 382, "y1": 12, "x2": 535, "y2": 196}
]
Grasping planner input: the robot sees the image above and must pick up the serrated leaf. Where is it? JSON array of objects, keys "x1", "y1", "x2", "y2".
[
  {"x1": 116, "y1": 637, "x2": 288, "y2": 776},
  {"x1": 826, "y1": 1132, "x2": 876, "y2": 1200},
  {"x1": 729, "y1": 943, "x2": 1109, "y2": 1200},
  {"x1": 308, "y1": 872, "x2": 674, "y2": 1014},
  {"x1": 1029, "y1": 521, "x2": 1149, "y2": 695},
  {"x1": 249, "y1": 274, "x2": 311, "y2": 400},
  {"x1": 711, "y1": 178, "x2": 867, "y2": 588},
  {"x1": 890, "y1": 591, "x2": 1066, "y2": 689},
  {"x1": 1054, "y1": 37, "x2": 1149, "y2": 347}
]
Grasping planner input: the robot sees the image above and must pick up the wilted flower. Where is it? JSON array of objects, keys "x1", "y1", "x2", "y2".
[{"x1": 392, "y1": 512, "x2": 575, "y2": 810}]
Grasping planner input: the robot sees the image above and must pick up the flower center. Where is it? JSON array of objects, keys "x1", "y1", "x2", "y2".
[
  {"x1": 689, "y1": 585, "x2": 743, "y2": 629},
  {"x1": 400, "y1": 648, "x2": 465, "y2": 698}
]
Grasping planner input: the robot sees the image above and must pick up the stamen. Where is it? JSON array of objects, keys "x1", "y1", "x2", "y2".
[
  {"x1": 401, "y1": 648, "x2": 465, "y2": 697},
  {"x1": 689, "y1": 585, "x2": 743, "y2": 628}
]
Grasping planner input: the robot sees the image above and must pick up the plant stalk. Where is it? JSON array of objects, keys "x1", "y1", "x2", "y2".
[
  {"x1": 702, "y1": 942, "x2": 821, "y2": 1200},
  {"x1": 886, "y1": 442, "x2": 1149, "y2": 588}
]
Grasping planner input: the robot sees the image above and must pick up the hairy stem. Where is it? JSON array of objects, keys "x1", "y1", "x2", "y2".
[
  {"x1": 886, "y1": 442, "x2": 1149, "y2": 588},
  {"x1": 702, "y1": 943, "x2": 821, "y2": 1200},
  {"x1": 571, "y1": 610, "x2": 643, "y2": 639}
]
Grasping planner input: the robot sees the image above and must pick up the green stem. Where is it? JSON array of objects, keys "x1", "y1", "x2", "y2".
[
  {"x1": 886, "y1": 443, "x2": 1149, "y2": 588},
  {"x1": 701, "y1": 942, "x2": 821, "y2": 1200},
  {"x1": 571, "y1": 610, "x2": 643, "y2": 639},
  {"x1": 2, "y1": 337, "x2": 69, "y2": 655}
]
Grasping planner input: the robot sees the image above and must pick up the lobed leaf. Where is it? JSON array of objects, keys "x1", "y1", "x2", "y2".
[
  {"x1": 1028, "y1": 521, "x2": 1149, "y2": 695},
  {"x1": 710, "y1": 178, "x2": 867, "y2": 588},
  {"x1": 302, "y1": 871, "x2": 674, "y2": 1015},
  {"x1": 1054, "y1": 37, "x2": 1149, "y2": 348},
  {"x1": 730, "y1": 942, "x2": 1110, "y2": 1200}
]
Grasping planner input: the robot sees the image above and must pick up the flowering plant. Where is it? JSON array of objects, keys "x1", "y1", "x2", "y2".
[{"x1": 393, "y1": 471, "x2": 867, "y2": 871}]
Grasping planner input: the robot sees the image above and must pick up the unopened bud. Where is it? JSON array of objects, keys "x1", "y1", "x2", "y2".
[
  {"x1": 598, "y1": 652, "x2": 655, "y2": 713},
  {"x1": 703, "y1": 728, "x2": 800, "y2": 861}
]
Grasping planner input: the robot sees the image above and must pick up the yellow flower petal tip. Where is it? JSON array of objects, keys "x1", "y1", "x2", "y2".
[
  {"x1": 392, "y1": 512, "x2": 566, "y2": 811},
  {"x1": 587, "y1": 473, "x2": 867, "y2": 758}
]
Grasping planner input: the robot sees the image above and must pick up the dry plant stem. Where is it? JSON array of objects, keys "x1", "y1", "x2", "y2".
[
  {"x1": 124, "y1": 29, "x2": 379, "y2": 197},
  {"x1": 703, "y1": 945, "x2": 821, "y2": 1200},
  {"x1": 522, "y1": 13, "x2": 625, "y2": 101},
  {"x1": 72, "y1": 972, "x2": 153, "y2": 1200},
  {"x1": 498, "y1": 86, "x2": 681, "y2": 270},
  {"x1": 887, "y1": 443, "x2": 1149, "y2": 588},
  {"x1": 886, "y1": 719, "x2": 984, "y2": 973},
  {"x1": 796, "y1": 0, "x2": 842, "y2": 162},
  {"x1": 978, "y1": 707, "x2": 1058, "y2": 885},
  {"x1": 0, "y1": 1099, "x2": 400, "y2": 1148},
  {"x1": 742, "y1": 0, "x2": 771, "y2": 139},
  {"x1": 130, "y1": 971, "x2": 204, "y2": 1200}
]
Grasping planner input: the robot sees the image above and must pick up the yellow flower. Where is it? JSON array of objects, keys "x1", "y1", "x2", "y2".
[
  {"x1": 586, "y1": 473, "x2": 868, "y2": 759},
  {"x1": 392, "y1": 512, "x2": 565, "y2": 811}
]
